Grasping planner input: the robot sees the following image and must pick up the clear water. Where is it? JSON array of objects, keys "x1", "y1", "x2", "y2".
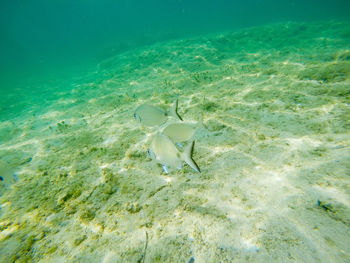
[{"x1": 0, "y1": 1, "x2": 350, "y2": 262}]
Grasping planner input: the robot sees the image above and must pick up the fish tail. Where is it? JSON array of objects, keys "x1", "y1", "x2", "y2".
[
  {"x1": 169, "y1": 99, "x2": 183, "y2": 121},
  {"x1": 182, "y1": 141, "x2": 200, "y2": 173}
]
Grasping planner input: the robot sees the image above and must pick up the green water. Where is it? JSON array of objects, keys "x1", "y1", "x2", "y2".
[{"x1": 1, "y1": 1, "x2": 350, "y2": 263}]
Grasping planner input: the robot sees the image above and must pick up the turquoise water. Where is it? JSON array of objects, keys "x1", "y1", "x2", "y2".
[
  {"x1": 1, "y1": 1, "x2": 350, "y2": 263},
  {"x1": 1, "y1": 0, "x2": 350, "y2": 84}
]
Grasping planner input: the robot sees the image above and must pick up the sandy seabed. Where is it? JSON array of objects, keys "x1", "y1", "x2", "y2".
[{"x1": 0, "y1": 21, "x2": 350, "y2": 263}]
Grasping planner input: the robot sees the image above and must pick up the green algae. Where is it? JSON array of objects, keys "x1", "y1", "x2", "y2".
[
  {"x1": 79, "y1": 208, "x2": 96, "y2": 223},
  {"x1": 147, "y1": 235, "x2": 193, "y2": 262},
  {"x1": 56, "y1": 120, "x2": 70, "y2": 133},
  {"x1": 201, "y1": 100, "x2": 220, "y2": 112},
  {"x1": 298, "y1": 61, "x2": 350, "y2": 82}
]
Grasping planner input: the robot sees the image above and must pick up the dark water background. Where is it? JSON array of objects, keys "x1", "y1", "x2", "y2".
[{"x1": 1, "y1": 0, "x2": 349, "y2": 88}]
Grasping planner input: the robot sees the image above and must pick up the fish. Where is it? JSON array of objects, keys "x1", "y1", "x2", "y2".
[
  {"x1": 147, "y1": 133, "x2": 200, "y2": 174},
  {"x1": 0, "y1": 160, "x2": 16, "y2": 194},
  {"x1": 162, "y1": 122, "x2": 199, "y2": 143},
  {"x1": 134, "y1": 99, "x2": 182, "y2": 127}
]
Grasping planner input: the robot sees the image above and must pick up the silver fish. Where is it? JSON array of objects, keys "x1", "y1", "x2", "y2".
[
  {"x1": 134, "y1": 99, "x2": 182, "y2": 127},
  {"x1": 162, "y1": 122, "x2": 198, "y2": 143},
  {"x1": 147, "y1": 133, "x2": 200, "y2": 174},
  {"x1": 0, "y1": 160, "x2": 15, "y2": 194}
]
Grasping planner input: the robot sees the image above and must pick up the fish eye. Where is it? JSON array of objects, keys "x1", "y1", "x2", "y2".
[
  {"x1": 0, "y1": 176, "x2": 3, "y2": 181},
  {"x1": 147, "y1": 149, "x2": 155, "y2": 159},
  {"x1": 133, "y1": 113, "x2": 137, "y2": 119}
]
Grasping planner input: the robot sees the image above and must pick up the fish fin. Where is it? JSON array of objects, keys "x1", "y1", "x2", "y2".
[
  {"x1": 182, "y1": 141, "x2": 201, "y2": 173},
  {"x1": 162, "y1": 165, "x2": 169, "y2": 174},
  {"x1": 169, "y1": 99, "x2": 183, "y2": 121}
]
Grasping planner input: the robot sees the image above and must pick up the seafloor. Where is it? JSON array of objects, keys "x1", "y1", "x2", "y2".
[{"x1": 0, "y1": 21, "x2": 350, "y2": 263}]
